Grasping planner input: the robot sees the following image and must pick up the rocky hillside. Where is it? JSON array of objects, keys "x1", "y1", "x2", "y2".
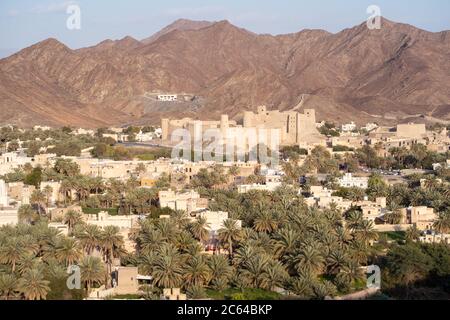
[{"x1": 0, "y1": 18, "x2": 449, "y2": 127}]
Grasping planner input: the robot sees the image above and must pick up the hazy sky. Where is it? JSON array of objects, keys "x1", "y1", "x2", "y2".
[{"x1": 1, "y1": 0, "x2": 450, "y2": 57}]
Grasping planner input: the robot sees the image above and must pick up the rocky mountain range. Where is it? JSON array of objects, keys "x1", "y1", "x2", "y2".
[{"x1": 0, "y1": 18, "x2": 449, "y2": 128}]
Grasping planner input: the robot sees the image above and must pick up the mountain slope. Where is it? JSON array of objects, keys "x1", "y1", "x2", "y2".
[
  {"x1": 0, "y1": 18, "x2": 449, "y2": 127},
  {"x1": 142, "y1": 18, "x2": 214, "y2": 44}
]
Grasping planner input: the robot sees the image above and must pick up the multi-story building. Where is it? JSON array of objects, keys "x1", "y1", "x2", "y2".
[{"x1": 400, "y1": 206, "x2": 438, "y2": 231}]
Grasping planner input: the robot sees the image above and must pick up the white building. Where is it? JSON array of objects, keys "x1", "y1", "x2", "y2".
[
  {"x1": 73, "y1": 128, "x2": 95, "y2": 136},
  {"x1": 157, "y1": 94, "x2": 178, "y2": 102},
  {"x1": 159, "y1": 189, "x2": 204, "y2": 213},
  {"x1": 0, "y1": 208, "x2": 18, "y2": 226},
  {"x1": 86, "y1": 211, "x2": 139, "y2": 230},
  {"x1": 136, "y1": 131, "x2": 154, "y2": 142},
  {"x1": 192, "y1": 210, "x2": 242, "y2": 234},
  {"x1": 309, "y1": 185, "x2": 333, "y2": 198},
  {"x1": 341, "y1": 122, "x2": 357, "y2": 132},
  {"x1": 419, "y1": 233, "x2": 450, "y2": 244},
  {"x1": 337, "y1": 173, "x2": 369, "y2": 189},
  {"x1": 33, "y1": 125, "x2": 52, "y2": 131},
  {"x1": 154, "y1": 128, "x2": 162, "y2": 138},
  {"x1": 363, "y1": 123, "x2": 379, "y2": 132}
]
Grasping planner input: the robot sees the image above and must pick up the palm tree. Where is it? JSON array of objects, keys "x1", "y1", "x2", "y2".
[
  {"x1": 254, "y1": 211, "x2": 277, "y2": 233},
  {"x1": 336, "y1": 260, "x2": 364, "y2": 287},
  {"x1": 60, "y1": 179, "x2": 73, "y2": 205},
  {"x1": 101, "y1": 226, "x2": 124, "y2": 288},
  {"x1": 80, "y1": 256, "x2": 105, "y2": 293},
  {"x1": 218, "y1": 219, "x2": 242, "y2": 258},
  {"x1": 293, "y1": 244, "x2": 324, "y2": 275},
  {"x1": 240, "y1": 253, "x2": 271, "y2": 289},
  {"x1": 433, "y1": 213, "x2": 450, "y2": 235},
  {"x1": 353, "y1": 220, "x2": 379, "y2": 246},
  {"x1": 405, "y1": 225, "x2": 421, "y2": 242},
  {"x1": 207, "y1": 254, "x2": 232, "y2": 286},
  {"x1": 175, "y1": 230, "x2": 196, "y2": 254},
  {"x1": 18, "y1": 204, "x2": 37, "y2": 225},
  {"x1": 155, "y1": 218, "x2": 178, "y2": 240},
  {"x1": 74, "y1": 224, "x2": 103, "y2": 255},
  {"x1": 17, "y1": 269, "x2": 50, "y2": 300},
  {"x1": 345, "y1": 209, "x2": 364, "y2": 231},
  {"x1": 326, "y1": 250, "x2": 348, "y2": 275},
  {"x1": 383, "y1": 209, "x2": 403, "y2": 225},
  {"x1": 0, "y1": 274, "x2": 17, "y2": 300},
  {"x1": 139, "y1": 228, "x2": 165, "y2": 252},
  {"x1": 152, "y1": 244, "x2": 183, "y2": 289},
  {"x1": 272, "y1": 228, "x2": 299, "y2": 260},
  {"x1": 55, "y1": 237, "x2": 82, "y2": 267},
  {"x1": 264, "y1": 260, "x2": 288, "y2": 291},
  {"x1": 16, "y1": 254, "x2": 40, "y2": 276},
  {"x1": 183, "y1": 255, "x2": 211, "y2": 287},
  {"x1": 336, "y1": 226, "x2": 352, "y2": 248},
  {"x1": 227, "y1": 165, "x2": 240, "y2": 178},
  {"x1": 91, "y1": 177, "x2": 104, "y2": 195},
  {"x1": 313, "y1": 280, "x2": 337, "y2": 300},
  {"x1": 170, "y1": 210, "x2": 190, "y2": 229},
  {"x1": 43, "y1": 185, "x2": 53, "y2": 207},
  {"x1": 291, "y1": 277, "x2": 314, "y2": 298},
  {"x1": 63, "y1": 210, "x2": 83, "y2": 233},
  {"x1": 349, "y1": 240, "x2": 369, "y2": 266},
  {"x1": 30, "y1": 190, "x2": 47, "y2": 217},
  {"x1": 190, "y1": 216, "x2": 210, "y2": 243},
  {"x1": 0, "y1": 238, "x2": 27, "y2": 272}
]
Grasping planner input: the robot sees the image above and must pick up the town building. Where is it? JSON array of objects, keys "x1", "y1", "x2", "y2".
[
  {"x1": 341, "y1": 122, "x2": 357, "y2": 132},
  {"x1": 331, "y1": 135, "x2": 366, "y2": 150},
  {"x1": 243, "y1": 106, "x2": 323, "y2": 146},
  {"x1": 362, "y1": 123, "x2": 379, "y2": 132},
  {"x1": 49, "y1": 205, "x2": 83, "y2": 221},
  {"x1": 400, "y1": 207, "x2": 438, "y2": 231},
  {"x1": 419, "y1": 233, "x2": 450, "y2": 244},
  {"x1": 86, "y1": 211, "x2": 139, "y2": 230},
  {"x1": 396, "y1": 123, "x2": 426, "y2": 139},
  {"x1": 7, "y1": 182, "x2": 35, "y2": 205},
  {"x1": 158, "y1": 189, "x2": 206, "y2": 213},
  {"x1": 0, "y1": 208, "x2": 18, "y2": 226},
  {"x1": 157, "y1": 94, "x2": 178, "y2": 102},
  {"x1": 337, "y1": 173, "x2": 369, "y2": 189}
]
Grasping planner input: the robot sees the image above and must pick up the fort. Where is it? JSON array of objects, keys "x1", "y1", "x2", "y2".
[
  {"x1": 161, "y1": 106, "x2": 324, "y2": 148},
  {"x1": 396, "y1": 123, "x2": 427, "y2": 139}
]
